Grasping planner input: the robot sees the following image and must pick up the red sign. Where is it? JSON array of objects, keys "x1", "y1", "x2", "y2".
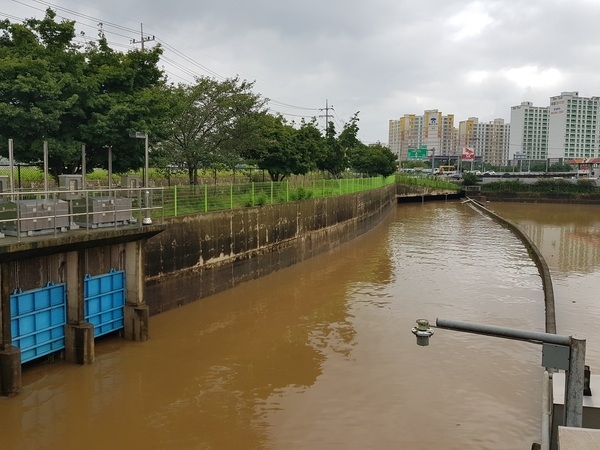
[{"x1": 462, "y1": 147, "x2": 474, "y2": 161}]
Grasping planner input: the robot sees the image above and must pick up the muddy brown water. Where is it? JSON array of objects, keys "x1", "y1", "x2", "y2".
[{"x1": 2, "y1": 201, "x2": 599, "y2": 449}]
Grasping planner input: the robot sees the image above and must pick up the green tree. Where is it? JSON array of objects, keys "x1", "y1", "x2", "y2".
[
  {"x1": 349, "y1": 142, "x2": 397, "y2": 177},
  {"x1": 317, "y1": 121, "x2": 347, "y2": 178},
  {"x1": 0, "y1": 10, "x2": 168, "y2": 177},
  {"x1": 81, "y1": 33, "x2": 168, "y2": 174},
  {"x1": 161, "y1": 76, "x2": 265, "y2": 185},
  {"x1": 237, "y1": 113, "x2": 325, "y2": 182},
  {"x1": 0, "y1": 11, "x2": 84, "y2": 175}
]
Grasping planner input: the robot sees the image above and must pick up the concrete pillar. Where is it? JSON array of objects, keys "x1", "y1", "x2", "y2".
[
  {"x1": 123, "y1": 305, "x2": 149, "y2": 342},
  {"x1": 0, "y1": 345, "x2": 21, "y2": 396},
  {"x1": 125, "y1": 240, "x2": 144, "y2": 305},
  {"x1": 64, "y1": 250, "x2": 95, "y2": 364},
  {"x1": 64, "y1": 322, "x2": 95, "y2": 365},
  {"x1": 124, "y1": 240, "x2": 148, "y2": 341},
  {"x1": 0, "y1": 261, "x2": 15, "y2": 347},
  {"x1": 0, "y1": 261, "x2": 22, "y2": 395},
  {"x1": 66, "y1": 250, "x2": 85, "y2": 322}
]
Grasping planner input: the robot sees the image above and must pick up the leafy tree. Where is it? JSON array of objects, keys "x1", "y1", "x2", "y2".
[
  {"x1": 0, "y1": 10, "x2": 168, "y2": 177},
  {"x1": 349, "y1": 142, "x2": 397, "y2": 177},
  {"x1": 317, "y1": 121, "x2": 346, "y2": 178},
  {"x1": 237, "y1": 112, "x2": 297, "y2": 182},
  {"x1": 0, "y1": 11, "x2": 84, "y2": 174},
  {"x1": 81, "y1": 33, "x2": 168, "y2": 174},
  {"x1": 161, "y1": 76, "x2": 265, "y2": 184}
]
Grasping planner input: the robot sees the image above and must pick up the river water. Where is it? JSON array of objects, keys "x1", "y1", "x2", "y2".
[{"x1": 2, "y1": 200, "x2": 599, "y2": 449}]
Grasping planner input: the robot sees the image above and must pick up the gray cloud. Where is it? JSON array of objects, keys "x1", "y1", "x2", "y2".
[{"x1": 4, "y1": 0, "x2": 600, "y2": 144}]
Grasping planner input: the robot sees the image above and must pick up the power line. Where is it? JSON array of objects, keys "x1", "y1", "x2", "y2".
[{"x1": 5, "y1": 1, "x2": 326, "y2": 121}]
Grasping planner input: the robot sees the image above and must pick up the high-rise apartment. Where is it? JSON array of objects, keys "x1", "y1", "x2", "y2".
[
  {"x1": 458, "y1": 117, "x2": 510, "y2": 166},
  {"x1": 509, "y1": 101, "x2": 549, "y2": 162},
  {"x1": 388, "y1": 110, "x2": 455, "y2": 161},
  {"x1": 547, "y1": 91, "x2": 600, "y2": 160}
]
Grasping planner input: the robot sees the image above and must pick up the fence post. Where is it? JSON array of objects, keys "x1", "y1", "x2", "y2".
[
  {"x1": 204, "y1": 184, "x2": 208, "y2": 212},
  {"x1": 230, "y1": 183, "x2": 233, "y2": 209},
  {"x1": 251, "y1": 182, "x2": 254, "y2": 206},
  {"x1": 286, "y1": 180, "x2": 289, "y2": 202},
  {"x1": 174, "y1": 185, "x2": 178, "y2": 217},
  {"x1": 270, "y1": 181, "x2": 273, "y2": 204}
]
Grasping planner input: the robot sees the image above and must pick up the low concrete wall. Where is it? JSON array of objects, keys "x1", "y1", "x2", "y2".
[
  {"x1": 144, "y1": 185, "x2": 397, "y2": 315},
  {"x1": 466, "y1": 199, "x2": 556, "y2": 334},
  {"x1": 473, "y1": 191, "x2": 600, "y2": 204}
]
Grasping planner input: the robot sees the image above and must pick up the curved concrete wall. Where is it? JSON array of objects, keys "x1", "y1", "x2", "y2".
[
  {"x1": 144, "y1": 185, "x2": 397, "y2": 315},
  {"x1": 466, "y1": 199, "x2": 556, "y2": 334}
]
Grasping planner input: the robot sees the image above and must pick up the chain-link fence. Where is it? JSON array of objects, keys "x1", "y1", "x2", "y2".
[{"x1": 0, "y1": 164, "x2": 46, "y2": 190}]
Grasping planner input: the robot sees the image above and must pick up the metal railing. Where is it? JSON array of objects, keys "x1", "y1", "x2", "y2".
[
  {"x1": 0, "y1": 186, "x2": 164, "y2": 240},
  {"x1": 0, "y1": 176, "x2": 397, "y2": 238}
]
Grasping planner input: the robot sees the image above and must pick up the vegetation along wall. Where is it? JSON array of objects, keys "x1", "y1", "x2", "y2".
[{"x1": 144, "y1": 185, "x2": 397, "y2": 314}]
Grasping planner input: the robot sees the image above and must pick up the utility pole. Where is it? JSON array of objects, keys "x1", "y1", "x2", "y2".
[
  {"x1": 319, "y1": 99, "x2": 334, "y2": 135},
  {"x1": 131, "y1": 23, "x2": 155, "y2": 51}
]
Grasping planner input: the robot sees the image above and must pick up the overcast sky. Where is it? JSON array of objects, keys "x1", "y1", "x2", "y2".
[{"x1": 3, "y1": 0, "x2": 600, "y2": 145}]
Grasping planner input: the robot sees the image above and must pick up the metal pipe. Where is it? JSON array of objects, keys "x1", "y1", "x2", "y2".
[
  {"x1": 43, "y1": 140, "x2": 49, "y2": 197},
  {"x1": 81, "y1": 144, "x2": 86, "y2": 190},
  {"x1": 434, "y1": 318, "x2": 586, "y2": 432},
  {"x1": 107, "y1": 146, "x2": 112, "y2": 191},
  {"x1": 8, "y1": 139, "x2": 14, "y2": 197},
  {"x1": 435, "y1": 318, "x2": 571, "y2": 346}
]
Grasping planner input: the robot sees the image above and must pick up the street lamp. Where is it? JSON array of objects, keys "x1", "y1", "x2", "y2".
[{"x1": 129, "y1": 131, "x2": 152, "y2": 225}]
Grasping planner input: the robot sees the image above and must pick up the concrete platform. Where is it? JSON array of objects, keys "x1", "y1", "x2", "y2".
[{"x1": 558, "y1": 426, "x2": 600, "y2": 449}]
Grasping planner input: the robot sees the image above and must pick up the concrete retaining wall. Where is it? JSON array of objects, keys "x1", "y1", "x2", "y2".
[
  {"x1": 144, "y1": 185, "x2": 397, "y2": 315},
  {"x1": 466, "y1": 199, "x2": 556, "y2": 334}
]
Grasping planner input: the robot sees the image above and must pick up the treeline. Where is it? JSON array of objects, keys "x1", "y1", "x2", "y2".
[{"x1": 0, "y1": 10, "x2": 397, "y2": 184}]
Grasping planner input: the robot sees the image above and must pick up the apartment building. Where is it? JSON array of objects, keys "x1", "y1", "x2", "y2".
[
  {"x1": 391, "y1": 92, "x2": 600, "y2": 167},
  {"x1": 458, "y1": 117, "x2": 510, "y2": 166},
  {"x1": 509, "y1": 101, "x2": 549, "y2": 162},
  {"x1": 388, "y1": 110, "x2": 455, "y2": 161},
  {"x1": 547, "y1": 91, "x2": 600, "y2": 160}
]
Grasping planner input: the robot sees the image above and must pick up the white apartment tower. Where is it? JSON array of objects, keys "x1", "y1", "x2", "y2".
[
  {"x1": 547, "y1": 91, "x2": 600, "y2": 160},
  {"x1": 509, "y1": 102, "x2": 549, "y2": 162}
]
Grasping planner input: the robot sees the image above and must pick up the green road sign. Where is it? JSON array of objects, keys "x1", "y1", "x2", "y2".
[{"x1": 408, "y1": 145, "x2": 428, "y2": 160}]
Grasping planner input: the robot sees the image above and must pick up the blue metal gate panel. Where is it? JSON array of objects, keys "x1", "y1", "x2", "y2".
[
  {"x1": 84, "y1": 269, "x2": 125, "y2": 338},
  {"x1": 10, "y1": 283, "x2": 67, "y2": 363}
]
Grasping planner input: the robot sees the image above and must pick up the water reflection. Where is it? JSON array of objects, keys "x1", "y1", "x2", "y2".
[
  {"x1": 0, "y1": 201, "x2": 552, "y2": 449},
  {"x1": 486, "y1": 202, "x2": 600, "y2": 276},
  {"x1": 485, "y1": 202, "x2": 600, "y2": 369}
]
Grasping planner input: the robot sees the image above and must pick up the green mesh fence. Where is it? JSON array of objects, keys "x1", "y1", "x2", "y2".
[{"x1": 160, "y1": 176, "x2": 396, "y2": 218}]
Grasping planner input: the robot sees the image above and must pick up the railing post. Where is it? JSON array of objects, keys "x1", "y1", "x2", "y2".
[
  {"x1": 174, "y1": 185, "x2": 178, "y2": 217},
  {"x1": 565, "y1": 337, "x2": 586, "y2": 427},
  {"x1": 204, "y1": 184, "x2": 207, "y2": 212}
]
